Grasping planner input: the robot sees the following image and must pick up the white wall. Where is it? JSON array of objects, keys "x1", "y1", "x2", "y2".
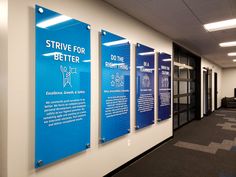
[
  {"x1": 222, "y1": 68, "x2": 236, "y2": 97},
  {"x1": 0, "y1": 0, "x2": 8, "y2": 177},
  {"x1": 6, "y1": 0, "x2": 173, "y2": 177},
  {"x1": 201, "y1": 58, "x2": 222, "y2": 117}
]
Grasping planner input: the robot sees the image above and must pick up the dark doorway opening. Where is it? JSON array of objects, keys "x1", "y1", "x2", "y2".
[
  {"x1": 203, "y1": 70, "x2": 208, "y2": 116},
  {"x1": 214, "y1": 72, "x2": 218, "y2": 110},
  {"x1": 203, "y1": 67, "x2": 212, "y2": 116},
  {"x1": 173, "y1": 43, "x2": 201, "y2": 130}
]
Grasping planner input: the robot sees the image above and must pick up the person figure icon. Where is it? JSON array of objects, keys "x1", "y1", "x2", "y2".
[{"x1": 60, "y1": 65, "x2": 77, "y2": 88}]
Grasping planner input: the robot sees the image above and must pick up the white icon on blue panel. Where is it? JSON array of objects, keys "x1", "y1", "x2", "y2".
[
  {"x1": 161, "y1": 76, "x2": 169, "y2": 88},
  {"x1": 111, "y1": 73, "x2": 124, "y2": 87},
  {"x1": 60, "y1": 65, "x2": 77, "y2": 88},
  {"x1": 141, "y1": 74, "x2": 150, "y2": 88}
]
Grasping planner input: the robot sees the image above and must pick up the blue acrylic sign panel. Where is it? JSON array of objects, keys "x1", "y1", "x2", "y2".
[
  {"x1": 35, "y1": 5, "x2": 91, "y2": 168},
  {"x1": 158, "y1": 53, "x2": 171, "y2": 121},
  {"x1": 136, "y1": 43, "x2": 155, "y2": 129},
  {"x1": 101, "y1": 30, "x2": 130, "y2": 143}
]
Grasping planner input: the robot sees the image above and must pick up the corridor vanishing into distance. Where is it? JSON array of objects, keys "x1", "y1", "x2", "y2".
[{"x1": 112, "y1": 109, "x2": 236, "y2": 177}]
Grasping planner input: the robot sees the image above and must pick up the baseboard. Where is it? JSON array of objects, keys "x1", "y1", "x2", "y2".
[{"x1": 103, "y1": 136, "x2": 174, "y2": 177}]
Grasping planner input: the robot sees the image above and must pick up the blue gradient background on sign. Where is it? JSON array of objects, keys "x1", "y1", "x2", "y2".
[
  {"x1": 101, "y1": 30, "x2": 130, "y2": 143},
  {"x1": 158, "y1": 53, "x2": 172, "y2": 121},
  {"x1": 136, "y1": 44, "x2": 155, "y2": 129},
  {"x1": 35, "y1": 5, "x2": 90, "y2": 168}
]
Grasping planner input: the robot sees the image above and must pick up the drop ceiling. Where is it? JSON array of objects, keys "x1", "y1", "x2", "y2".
[{"x1": 104, "y1": 0, "x2": 236, "y2": 68}]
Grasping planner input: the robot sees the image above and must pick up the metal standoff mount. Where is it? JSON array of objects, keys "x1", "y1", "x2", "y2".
[
  {"x1": 38, "y1": 7, "x2": 44, "y2": 14},
  {"x1": 86, "y1": 143, "x2": 90, "y2": 148},
  {"x1": 36, "y1": 160, "x2": 44, "y2": 167},
  {"x1": 100, "y1": 138, "x2": 106, "y2": 143}
]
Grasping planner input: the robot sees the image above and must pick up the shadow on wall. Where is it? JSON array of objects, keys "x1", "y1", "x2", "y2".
[{"x1": 28, "y1": 6, "x2": 35, "y2": 172}]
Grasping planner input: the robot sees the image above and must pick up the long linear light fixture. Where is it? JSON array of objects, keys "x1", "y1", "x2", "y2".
[
  {"x1": 233, "y1": 59, "x2": 236, "y2": 62},
  {"x1": 36, "y1": 15, "x2": 72, "y2": 28},
  {"x1": 228, "y1": 52, "x2": 236, "y2": 56},
  {"x1": 219, "y1": 41, "x2": 236, "y2": 47},
  {"x1": 103, "y1": 39, "x2": 129, "y2": 47},
  {"x1": 203, "y1": 18, "x2": 236, "y2": 32}
]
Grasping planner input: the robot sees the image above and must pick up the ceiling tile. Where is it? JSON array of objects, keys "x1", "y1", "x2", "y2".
[{"x1": 105, "y1": 0, "x2": 236, "y2": 68}]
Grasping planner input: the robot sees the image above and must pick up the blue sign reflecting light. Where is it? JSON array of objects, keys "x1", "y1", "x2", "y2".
[
  {"x1": 136, "y1": 43, "x2": 155, "y2": 129},
  {"x1": 101, "y1": 30, "x2": 130, "y2": 143},
  {"x1": 35, "y1": 5, "x2": 91, "y2": 168},
  {"x1": 158, "y1": 52, "x2": 172, "y2": 121}
]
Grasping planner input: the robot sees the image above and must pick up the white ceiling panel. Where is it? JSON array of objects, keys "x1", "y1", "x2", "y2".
[
  {"x1": 104, "y1": 0, "x2": 236, "y2": 68},
  {"x1": 184, "y1": 0, "x2": 233, "y2": 23}
]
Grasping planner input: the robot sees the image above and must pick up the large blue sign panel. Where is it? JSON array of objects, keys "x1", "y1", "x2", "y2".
[
  {"x1": 136, "y1": 44, "x2": 155, "y2": 129},
  {"x1": 35, "y1": 5, "x2": 91, "y2": 168},
  {"x1": 158, "y1": 53, "x2": 171, "y2": 121},
  {"x1": 101, "y1": 30, "x2": 130, "y2": 143}
]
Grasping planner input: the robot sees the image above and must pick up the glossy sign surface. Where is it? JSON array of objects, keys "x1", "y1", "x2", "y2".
[
  {"x1": 35, "y1": 5, "x2": 90, "y2": 168},
  {"x1": 158, "y1": 53, "x2": 171, "y2": 121},
  {"x1": 136, "y1": 44, "x2": 155, "y2": 129},
  {"x1": 101, "y1": 30, "x2": 130, "y2": 143}
]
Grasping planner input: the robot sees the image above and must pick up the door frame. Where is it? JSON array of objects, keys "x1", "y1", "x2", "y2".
[
  {"x1": 203, "y1": 69, "x2": 208, "y2": 116},
  {"x1": 214, "y1": 72, "x2": 218, "y2": 110}
]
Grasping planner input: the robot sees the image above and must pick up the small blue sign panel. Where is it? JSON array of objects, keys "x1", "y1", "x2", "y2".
[
  {"x1": 158, "y1": 53, "x2": 172, "y2": 121},
  {"x1": 136, "y1": 44, "x2": 155, "y2": 129},
  {"x1": 35, "y1": 5, "x2": 91, "y2": 168},
  {"x1": 101, "y1": 30, "x2": 130, "y2": 143}
]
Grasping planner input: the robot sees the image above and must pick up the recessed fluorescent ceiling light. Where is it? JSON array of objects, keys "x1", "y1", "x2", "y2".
[
  {"x1": 103, "y1": 39, "x2": 129, "y2": 47},
  {"x1": 228, "y1": 52, "x2": 236, "y2": 56},
  {"x1": 219, "y1": 41, "x2": 236, "y2": 47},
  {"x1": 203, "y1": 18, "x2": 236, "y2": 32},
  {"x1": 36, "y1": 15, "x2": 72, "y2": 28},
  {"x1": 233, "y1": 59, "x2": 236, "y2": 62}
]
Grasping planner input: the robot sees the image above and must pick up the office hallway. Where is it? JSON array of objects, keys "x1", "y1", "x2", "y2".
[{"x1": 112, "y1": 109, "x2": 236, "y2": 177}]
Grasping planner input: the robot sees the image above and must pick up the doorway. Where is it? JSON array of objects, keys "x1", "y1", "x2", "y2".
[
  {"x1": 214, "y1": 72, "x2": 218, "y2": 110},
  {"x1": 173, "y1": 43, "x2": 201, "y2": 130},
  {"x1": 203, "y1": 70, "x2": 207, "y2": 115},
  {"x1": 203, "y1": 67, "x2": 212, "y2": 116}
]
